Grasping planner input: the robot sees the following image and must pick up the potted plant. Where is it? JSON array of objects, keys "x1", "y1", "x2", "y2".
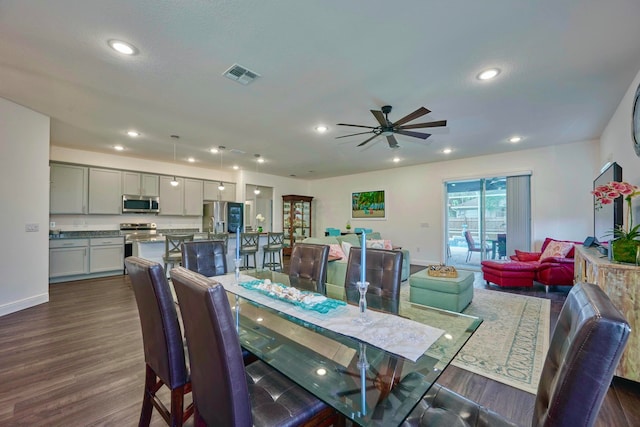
[
  {"x1": 346, "y1": 221, "x2": 352, "y2": 232},
  {"x1": 256, "y1": 214, "x2": 265, "y2": 233},
  {"x1": 592, "y1": 181, "x2": 640, "y2": 263}
]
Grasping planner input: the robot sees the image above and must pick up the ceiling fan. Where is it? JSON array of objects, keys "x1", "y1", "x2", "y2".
[{"x1": 336, "y1": 105, "x2": 447, "y2": 148}]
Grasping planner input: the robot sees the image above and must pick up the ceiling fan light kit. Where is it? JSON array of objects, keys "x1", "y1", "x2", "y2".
[{"x1": 336, "y1": 105, "x2": 447, "y2": 149}]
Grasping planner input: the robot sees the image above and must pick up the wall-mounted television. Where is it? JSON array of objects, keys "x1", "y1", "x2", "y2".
[{"x1": 593, "y1": 162, "x2": 623, "y2": 242}]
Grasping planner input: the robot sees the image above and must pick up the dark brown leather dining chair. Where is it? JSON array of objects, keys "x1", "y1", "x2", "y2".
[
  {"x1": 181, "y1": 240, "x2": 227, "y2": 277},
  {"x1": 288, "y1": 243, "x2": 330, "y2": 294},
  {"x1": 169, "y1": 267, "x2": 335, "y2": 427},
  {"x1": 345, "y1": 247, "x2": 403, "y2": 314},
  {"x1": 124, "y1": 256, "x2": 193, "y2": 427},
  {"x1": 401, "y1": 282, "x2": 630, "y2": 427}
]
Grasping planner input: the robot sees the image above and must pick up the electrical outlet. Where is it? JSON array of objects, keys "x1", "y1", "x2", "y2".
[
  {"x1": 50, "y1": 221, "x2": 56, "y2": 229},
  {"x1": 25, "y1": 223, "x2": 39, "y2": 232},
  {"x1": 416, "y1": 247, "x2": 421, "y2": 252}
]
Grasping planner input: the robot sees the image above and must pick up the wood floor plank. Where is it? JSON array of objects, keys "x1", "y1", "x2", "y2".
[{"x1": 0, "y1": 268, "x2": 637, "y2": 426}]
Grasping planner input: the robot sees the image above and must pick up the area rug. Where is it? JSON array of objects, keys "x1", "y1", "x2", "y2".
[{"x1": 401, "y1": 285, "x2": 549, "y2": 394}]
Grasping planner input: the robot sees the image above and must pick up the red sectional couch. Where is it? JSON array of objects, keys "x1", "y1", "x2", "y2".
[{"x1": 481, "y1": 238, "x2": 581, "y2": 290}]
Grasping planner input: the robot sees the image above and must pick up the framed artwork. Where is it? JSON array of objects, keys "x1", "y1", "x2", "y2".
[{"x1": 351, "y1": 190, "x2": 385, "y2": 219}]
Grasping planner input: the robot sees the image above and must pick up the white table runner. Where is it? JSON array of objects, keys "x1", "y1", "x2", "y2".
[{"x1": 211, "y1": 273, "x2": 444, "y2": 362}]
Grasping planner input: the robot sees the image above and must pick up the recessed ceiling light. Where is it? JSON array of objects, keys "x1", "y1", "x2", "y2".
[
  {"x1": 443, "y1": 148, "x2": 452, "y2": 154},
  {"x1": 509, "y1": 136, "x2": 522, "y2": 143},
  {"x1": 477, "y1": 68, "x2": 500, "y2": 80},
  {"x1": 114, "y1": 145, "x2": 124, "y2": 151},
  {"x1": 127, "y1": 130, "x2": 140, "y2": 137},
  {"x1": 209, "y1": 147, "x2": 219, "y2": 154},
  {"x1": 187, "y1": 157, "x2": 195, "y2": 163},
  {"x1": 257, "y1": 157, "x2": 265, "y2": 163},
  {"x1": 315, "y1": 125, "x2": 328, "y2": 133},
  {"x1": 392, "y1": 157, "x2": 401, "y2": 163},
  {"x1": 232, "y1": 165, "x2": 239, "y2": 170},
  {"x1": 108, "y1": 39, "x2": 138, "y2": 55}
]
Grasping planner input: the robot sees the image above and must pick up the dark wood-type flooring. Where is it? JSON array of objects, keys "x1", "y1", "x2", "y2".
[{"x1": 0, "y1": 261, "x2": 638, "y2": 426}]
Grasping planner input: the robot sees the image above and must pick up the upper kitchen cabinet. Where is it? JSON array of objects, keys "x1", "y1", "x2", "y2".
[
  {"x1": 184, "y1": 178, "x2": 204, "y2": 215},
  {"x1": 204, "y1": 180, "x2": 237, "y2": 201},
  {"x1": 89, "y1": 168, "x2": 122, "y2": 214},
  {"x1": 159, "y1": 176, "x2": 184, "y2": 215},
  {"x1": 159, "y1": 176, "x2": 203, "y2": 216},
  {"x1": 50, "y1": 163, "x2": 88, "y2": 214},
  {"x1": 122, "y1": 172, "x2": 159, "y2": 196}
]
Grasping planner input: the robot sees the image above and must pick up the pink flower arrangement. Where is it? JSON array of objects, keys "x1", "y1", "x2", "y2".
[
  {"x1": 592, "y1": 181, "x2": 638, "y2": 209},
  {"x1": 592, "y1": 181, "x2": 639, "y2": 234}
]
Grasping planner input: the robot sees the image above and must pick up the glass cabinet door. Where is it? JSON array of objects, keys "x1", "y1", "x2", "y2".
[{"x1": 282, "y1": 195, "x2": 313, "y2": 254}]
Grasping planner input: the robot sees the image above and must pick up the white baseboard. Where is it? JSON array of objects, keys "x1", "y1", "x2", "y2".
[{"x1": 0, "y1": 293, "x2": 49, "y2": 317}]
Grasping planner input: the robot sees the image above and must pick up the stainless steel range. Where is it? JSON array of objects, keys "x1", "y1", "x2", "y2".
[
  {"x1": 121, "y1": 223, "x2": 159, "y2": 272},
  {"x1": 120, "y1": 222, "x2": 159, "y2": 242}
]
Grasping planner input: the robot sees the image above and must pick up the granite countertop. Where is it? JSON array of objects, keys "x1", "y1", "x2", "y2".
[{"x1": 49, "y1": 230, "x2": 122, "y2": 240}]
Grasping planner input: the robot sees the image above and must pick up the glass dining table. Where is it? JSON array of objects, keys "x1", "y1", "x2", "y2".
[{"x1": 210, "y1": 269, "x2": 482, "y2": 426}]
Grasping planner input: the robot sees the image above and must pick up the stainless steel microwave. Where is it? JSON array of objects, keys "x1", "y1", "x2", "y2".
[{"x1": 122, "y1": 195, "x2": 160, "y2": 213}]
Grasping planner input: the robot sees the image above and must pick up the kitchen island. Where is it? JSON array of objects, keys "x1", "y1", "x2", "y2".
[{"x1": 133, "y1": 233, "x2": 272, "y2": 274}]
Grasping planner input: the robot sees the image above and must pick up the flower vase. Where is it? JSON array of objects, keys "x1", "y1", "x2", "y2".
[{"x1": 612, "y1": 239, "x2": 640, "y2": 264}]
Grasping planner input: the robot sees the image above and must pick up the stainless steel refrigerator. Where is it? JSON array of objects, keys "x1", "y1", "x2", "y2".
[{"x1": 203, "y1": 201, "x2": 243, "y2": 234}]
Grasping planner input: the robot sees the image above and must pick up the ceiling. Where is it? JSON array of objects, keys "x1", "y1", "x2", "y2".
[{"x1": 1, "y1": 1, "x2": 640, "y2": 180}]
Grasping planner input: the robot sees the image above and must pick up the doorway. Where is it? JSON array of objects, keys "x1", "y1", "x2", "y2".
[{"x1": 446, "y1": 178, "x2": 507, "y2": 269}]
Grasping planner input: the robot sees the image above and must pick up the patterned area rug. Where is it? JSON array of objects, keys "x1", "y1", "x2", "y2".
[{"x1": 401, "y1": 285, "x2": 550, "y2": 394}]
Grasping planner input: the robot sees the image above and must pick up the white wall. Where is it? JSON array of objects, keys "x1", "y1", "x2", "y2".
[
  {"x1": 309, "y1": 140, "x2": 599, "y2": 265},
  {"x1": 0, "y1": 98, "x2": 50, "y2": 315},
  {"x1": 599, "y1": 67, "x2": 640, "y2": 229}
]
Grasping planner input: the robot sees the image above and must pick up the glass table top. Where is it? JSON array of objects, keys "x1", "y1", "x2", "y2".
[{"x1": 218, "y1": 269, "x2": 482, "y2": 426}]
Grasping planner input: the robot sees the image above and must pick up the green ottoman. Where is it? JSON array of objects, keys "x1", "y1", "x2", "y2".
[{"x1": 409, "y1": 269, "x2": 474, "y2": 312}]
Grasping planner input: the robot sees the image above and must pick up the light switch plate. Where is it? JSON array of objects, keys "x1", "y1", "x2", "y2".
[{"x1": 25, "y1": 223, "x2": 39, "y2": 232}]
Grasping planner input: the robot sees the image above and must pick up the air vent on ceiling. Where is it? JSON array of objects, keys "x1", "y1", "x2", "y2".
[{"x1": 223, "y1": 63, "x2": 260, "y2": 85}]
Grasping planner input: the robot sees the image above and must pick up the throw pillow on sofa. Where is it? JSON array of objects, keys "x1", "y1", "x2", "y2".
[
  {"x1": 366, "y1": 239, "x2": 393, "y2": 250},
  {"x1": 341, "y1": 241, "x2": 353, "y2": 257},
  {"x1": 328, "y1": 243, "x2": 346, "y2": 260},
  {"x1": 514, "y1": 249, "x2": 541, "y2": 262},
  {"x1": 540, "y1": 240, "x2": 574, "y2": 260}
]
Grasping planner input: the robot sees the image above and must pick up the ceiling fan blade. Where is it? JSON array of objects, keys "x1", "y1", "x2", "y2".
[
  {"x1": 335, "y1": 131, "x2": 374, "y2": 139},
  {"x1": 392, "y1": 107, "x2": 431, "y2": 126},
  {"x1": 370, "y1": 110, "x2": 388, "y2": 127},
  {"x1": 396, "y1": 120, "x2": 447, "y2": 130},
  {"x1": 386, "y1": 135, "x2": 399, "y2": 148},
  {"x1": 337, "y1": 123, "x2": 377, "y2": 129},
  {"x1": 395, "y1": 130, "x2": 431, "y2": 139},
  {"x1": 357, "y1": 133, "x2": 380, "y2": 147}
]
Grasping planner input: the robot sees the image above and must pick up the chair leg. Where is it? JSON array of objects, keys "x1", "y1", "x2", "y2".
[
  {"x1": 139, "y1": 365, "x2": 156, "y2": 427},
  {"x1": 170, "y1": 387, "x2": 185, "y2": 427}
]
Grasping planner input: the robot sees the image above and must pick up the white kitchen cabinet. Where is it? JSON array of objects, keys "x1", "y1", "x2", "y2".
[
  {"x1": 122, "y1": 172, "x2": 159, "y2": 196},
  {"x1": 89, "y1": 237, "x2": 124, "y2": 273},
  {"x1": 49, "y1": 239, "x2": 89, "y2": 277},
  {"x1": 184, "y1": 178, "x2": 204, "y2": 215},
  {"x1": 159, "y1": 176, "x2": 203, "y2": 215},
  {"x1": 50, "y1": 163, "x2": 88, "y2": 214},
  {"x1": 204, "y1": 180, "x2": 237, "y2": 201},
  {"x1": 159, "y1": 176, "x2": 184, "y2": 215},
  {"x1": 89, "y1": 168, "x2": 122, "y2": 214}
]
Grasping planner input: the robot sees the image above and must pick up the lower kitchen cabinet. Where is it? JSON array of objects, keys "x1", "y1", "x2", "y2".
[
  {"x1": 49, "y1": 239, "x2": 89, "y2": 278},
  {"x1": 49, "y1": 237, "x2": 124, "y2": 283},
  {"x1": 89, "y1": 237, "x2": 124, "y2": 273}
]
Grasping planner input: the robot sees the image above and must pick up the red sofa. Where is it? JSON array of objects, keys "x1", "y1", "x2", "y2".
[{"x1": 481, "y1": 238, "x2": 580, "y2": 290}]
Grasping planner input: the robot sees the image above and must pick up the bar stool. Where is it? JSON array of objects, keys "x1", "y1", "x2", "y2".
[
  {"x1": 163, "y1": 234, "x2": 194, "y2": 273},
  {"x1": 239, "y1": 232, "x2": 259, "y2": 270},
  {"x1": 207, "y1": 232, "x2": 229, "y2": 255},
  {"x1": 262, "y1": 232, "x2": 284, "y2": 271}
]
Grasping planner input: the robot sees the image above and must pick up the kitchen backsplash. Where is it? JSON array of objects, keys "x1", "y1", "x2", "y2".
[{"x1": 49, "y1": 214, "x2": 202, "y2": 232}]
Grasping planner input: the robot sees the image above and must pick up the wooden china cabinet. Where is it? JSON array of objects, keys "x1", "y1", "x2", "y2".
[{"x1": 282, "y1": 195, "x2": 313, "y2": 255}]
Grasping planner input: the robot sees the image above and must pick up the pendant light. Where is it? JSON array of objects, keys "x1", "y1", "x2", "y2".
[
  {"x1": 254, "y1": 154, "x2": 261, "y2": 195},
  {"x1": 170, "y1": 141, "x2": 179, "y2": 187},
  {"x1": 218, "y1": 146, "x2": 225, "y2": 191}
]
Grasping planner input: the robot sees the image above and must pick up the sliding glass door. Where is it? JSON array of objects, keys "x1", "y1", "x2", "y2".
[{"x1": 445, "y1": 174, "x2": 530, "y2": 269}]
